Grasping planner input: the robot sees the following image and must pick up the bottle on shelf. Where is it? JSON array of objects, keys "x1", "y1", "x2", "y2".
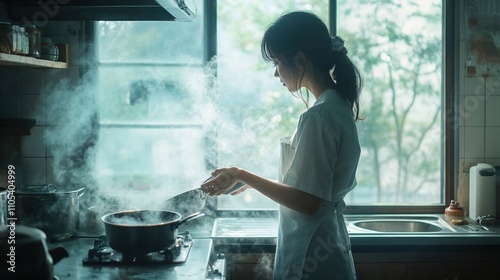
[
  {"x1": 26, "y1": 25, "x2": 41, "y2": 58},
  {"x1": 0, "y1": 22, "x2": 12, "y2": 53}
]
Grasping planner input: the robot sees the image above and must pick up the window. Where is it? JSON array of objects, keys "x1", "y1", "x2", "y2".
[
  {"x1": 215, "y1": 0, "x2": 444, "y2": 210},
  {"x1": 338, "y1": 0, "x2": 444, "y2": 206},
  {"x1": 93, "y1": 4, "x2": 212, "y2": 208},
  {"x1": 94, "y1": 0, "x2": 448, "y2": 212}
]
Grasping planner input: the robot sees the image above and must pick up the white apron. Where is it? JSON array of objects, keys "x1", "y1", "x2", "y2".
[
  {"x1": 273, "y1": 89, "x2": 359, "y2": 280},
  {"x1": 275, "y1": 137, "x2": 356, "y2": 280},
  {"x1": 274, "y1": 198, "x2": 356, "y2": 280}
]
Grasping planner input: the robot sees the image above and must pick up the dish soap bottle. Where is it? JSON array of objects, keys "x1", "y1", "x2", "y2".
[{"x1": 444, "y1": 200, "x2": 465, "y2": 223}]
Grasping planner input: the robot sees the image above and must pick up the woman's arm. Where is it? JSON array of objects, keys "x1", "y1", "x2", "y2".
[{"x1": 201, "y1": 168, "x2": 323, "y2": 215}]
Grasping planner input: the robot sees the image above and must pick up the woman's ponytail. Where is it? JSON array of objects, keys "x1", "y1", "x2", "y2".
[{"x1": 332, "y1": 51, "x2": 363, "y2": 121}]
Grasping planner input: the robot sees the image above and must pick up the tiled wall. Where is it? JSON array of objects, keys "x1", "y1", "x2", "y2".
[
  {"x1": 457, "y1": 0, "x2": 500, "y2": 216},
  {"x1": 0, "y1": 21, "x2": 81, "y2": 186}
]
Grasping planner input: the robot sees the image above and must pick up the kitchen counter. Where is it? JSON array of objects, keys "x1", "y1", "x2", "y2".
[
  {"x1": 44, "y1": 214, "x2": 500, "y2": 280},
  {"x1": 210, "y1": 214, "x2": 500, "y2": 280},
  {"x1": 49, "y1": 238, "x2": 213, "y2": 280},
  {"x1": 209, "y1": 214, "x2": 500, "y2": 248}
]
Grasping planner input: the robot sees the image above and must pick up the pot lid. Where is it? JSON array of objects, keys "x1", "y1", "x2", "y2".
[{"x1": 17, "y1": 184, "x2": 84, "y2": 195}]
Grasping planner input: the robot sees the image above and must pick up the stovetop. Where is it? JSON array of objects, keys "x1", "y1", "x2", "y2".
[
  {"x1": 50, "y1": 234, "x2": 213, "y2": 280},
  {"x1": 82, "y1": 231, "x2": 193, "y2": 265}
]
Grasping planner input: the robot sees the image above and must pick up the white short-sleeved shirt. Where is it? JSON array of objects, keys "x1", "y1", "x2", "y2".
[{"x1": 274, "y1": 89, "x2": 360, "y2": 280}]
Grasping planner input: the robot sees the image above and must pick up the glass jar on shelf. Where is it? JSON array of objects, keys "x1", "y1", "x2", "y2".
[
  {"x1": 40, "y1": 37, "x2": 58, "y2": 61},
  {"x1": 26, "y1": 25, "x2": 41, "y2": 58},
  {"x1": 19, "y1": 26, "x2": 28, "y2": 55},
  {"x1": 11, "y1": 25, "x2": 21, "y2": 55},
  {"x1": 0, "y1": 22, "x2": 12, "y2": 54}
]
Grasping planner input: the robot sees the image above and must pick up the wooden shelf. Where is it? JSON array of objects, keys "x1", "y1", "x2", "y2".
[
  {"x1": 0, "y1": 44, "x2": 68, "y2": 69},
  {"x1": 0, "y1": 119, "x2": 36, "y2": 136}
]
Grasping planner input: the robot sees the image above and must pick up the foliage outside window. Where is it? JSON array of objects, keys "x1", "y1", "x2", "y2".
[{"x1": 216, "y1": 0, "x2": 443, "y2": 209}]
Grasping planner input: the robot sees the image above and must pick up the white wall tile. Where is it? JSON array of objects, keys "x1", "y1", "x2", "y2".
[
  {"x1": 486, "y1": 76, "x2": 500, "y2": 96},
  {"x1": 20, "y1": 68, "x2": 45, "y2": 94},
  {"x1": 464, "y1": 76, "x2": 485, "y2": 96},
  {"x1": 0, "y1": 67, "x2": 21, "y2": 94},
  {"x1": 21, "y1": 94, "x2": 46, "y2": 125},
  {"x1": 485, "y1": 127, "x2": 500, "y2": 158},
  {"x1": 486, "y1": 96, "x2": 500, "y2": 127},
  {"x1": 463, "y1": 95, "x2": 485, "y2": 126},
  {"x1": 45, "y1": 69, "x2": 68, "y2": 90},
  {"x1": 0, "y1": 95, "x2": 21, "y2": 118},
  {"x1": 46, "y1": 157, "x2": 55, "y2": 184},
  {"x1": 21, "y1": 157, "x2": 46, "y2": 186},
  {"x1": 463, "y1": 126, "x2": 485, "y2": 158},
  {"x1": 21, "y1": 126, "x2": 46, "y2": 158}
]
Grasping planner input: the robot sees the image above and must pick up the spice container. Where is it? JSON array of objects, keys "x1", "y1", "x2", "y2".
[
  {"x1": 11, "y1": 25, "x2": 21, "y2": 54},
  {"x1": 0, "y1": 23, "x2": 12, "y2": 53},
  {"x1": 444, "y1": 200, "x2": 465, "y2": 223},
  {"x1": 40, "y1": 37, "x2": 58, "y2": 61},
  {"x1": 19, "y1": 26, "x2": 29, "y2": 55},
  {"x1": 26, "y1": 25, "x2": 41, "y2": 58}
]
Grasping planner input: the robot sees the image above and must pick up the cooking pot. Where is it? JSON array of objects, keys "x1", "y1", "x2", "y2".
[
  {"x1": 16, "y1": 185, "x2": 84, "y2": 241},
  {"x1": 102, "y1": 210, "x2": 204, "y2": 255},
  {"x1": 0, "y1": 225, "x2": 69, "y2": 280}
]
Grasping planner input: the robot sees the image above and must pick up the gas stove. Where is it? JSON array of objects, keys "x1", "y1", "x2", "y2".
[{"x1": 82, "y1": 231, "x2": 193, "y2": 265}]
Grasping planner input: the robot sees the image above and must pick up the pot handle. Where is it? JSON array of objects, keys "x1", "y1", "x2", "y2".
[
  {"x1": 174, "y1": 212, "x2": 205, "y2": 228},
  {"x1": 49, "y1": 246, "x2": 69, "y2": 265}
]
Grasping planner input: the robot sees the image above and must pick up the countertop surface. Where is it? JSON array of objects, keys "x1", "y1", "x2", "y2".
[
  {"x1": 208, "y1": 214, "x2": 500, "y2": 247},
  {"x1": 50, "y1": 237, "x2": 213, "y2": 280},
  {"x1": 45, "y1": 213, "x2": 500, "y2": 279}
]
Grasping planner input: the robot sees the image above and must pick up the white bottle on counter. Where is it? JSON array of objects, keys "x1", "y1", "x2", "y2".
[{"x1": 469, "y1": 163, "x2": 496, "y2": 220}]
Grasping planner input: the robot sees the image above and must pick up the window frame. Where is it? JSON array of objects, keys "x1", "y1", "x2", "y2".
[{"x1": 87, "y1": 0, "x2": 457, "y2": 215}]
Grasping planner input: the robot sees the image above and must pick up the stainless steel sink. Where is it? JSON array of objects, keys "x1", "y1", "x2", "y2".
[
  {"x1": 346, "y1": 215, "x2": 456, "y2": 234},
  {"x1": 351, "y1": 220, "x2": 443, "y2": 232}
]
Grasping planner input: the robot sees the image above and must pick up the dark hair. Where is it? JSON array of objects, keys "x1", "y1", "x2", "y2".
[{"x1": 261, "y1": 11, "x2": 363, "y2": 121}]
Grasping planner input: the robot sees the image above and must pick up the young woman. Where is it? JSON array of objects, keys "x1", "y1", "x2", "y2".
[{"x1": 202, "y1": 11, "x2": 362, "y2": 280}]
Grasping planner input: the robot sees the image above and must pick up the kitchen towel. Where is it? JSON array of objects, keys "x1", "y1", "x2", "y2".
[
  {"x1": 279, "y1": 136, "x2": 293, "y2": 183},
  {"x1": 469, "y1": 163, "x2": 496, "y2": 220}
]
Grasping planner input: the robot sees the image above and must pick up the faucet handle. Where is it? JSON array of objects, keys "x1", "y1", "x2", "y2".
[{"x1": 476, "y1": 215, "x2": 496, "y2": 226}]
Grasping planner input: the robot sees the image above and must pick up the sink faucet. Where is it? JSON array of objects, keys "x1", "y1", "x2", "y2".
[{"x1": 476, "y1": 215, "x2": 496, "y2": 227}]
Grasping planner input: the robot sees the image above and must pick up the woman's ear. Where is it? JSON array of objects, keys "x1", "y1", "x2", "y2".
[{"x1": 294, "y1": 51, "x2": 306, "y2": 69}]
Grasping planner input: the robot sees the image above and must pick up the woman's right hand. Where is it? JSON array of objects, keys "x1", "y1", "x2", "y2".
[
  {"x1": 201, "y1": 167, "x2": 244, "y2": 196},
  {"x1": 229, "y1": 184, "x2": 251, "y2": 195}
]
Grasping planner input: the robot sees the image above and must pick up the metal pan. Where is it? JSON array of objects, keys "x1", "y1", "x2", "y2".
[{"x1": 102, "y1": 210, "x2": 204, "y2": 255}]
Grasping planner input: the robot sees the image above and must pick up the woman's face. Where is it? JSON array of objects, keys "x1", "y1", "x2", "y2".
[{"x1": 272, "y1": 58, "x2": 299, "y2": 92}]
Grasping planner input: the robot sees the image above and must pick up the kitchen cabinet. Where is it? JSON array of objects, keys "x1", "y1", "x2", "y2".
[
  {"x1": 223, "y1": 251, "x2": 500, "y2": 280},
  {"x1": 225, "y1": 253, "x2": 274, "y2": 280},
  {"x1": 406, "y1": 262, "x2": 499, "y2": 280},
  {"x1": 353, "y1": 246, "x2": 500, "y2": 280},
  {"x1": 0, "y1": 44, "x2": 68, "y2": 68},
  {"x1": 355, "y1": 263, "x2": 406, "y2": 280}
]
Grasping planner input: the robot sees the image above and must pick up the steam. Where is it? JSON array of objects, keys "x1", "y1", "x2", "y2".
[
  {"x1": 44, "y1": 72, "x2": 98, "y2": 190},
  {"x1": 104, "y1": 210, "x2": 177, "y2": 226},
  {"x1": 41, "y1": 53, "x2": 281, "y2": 236}
]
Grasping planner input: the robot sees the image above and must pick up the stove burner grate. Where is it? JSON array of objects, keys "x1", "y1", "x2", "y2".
[{"x1": 82, "y1": 231, "x2": 192, "y2": 265}]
